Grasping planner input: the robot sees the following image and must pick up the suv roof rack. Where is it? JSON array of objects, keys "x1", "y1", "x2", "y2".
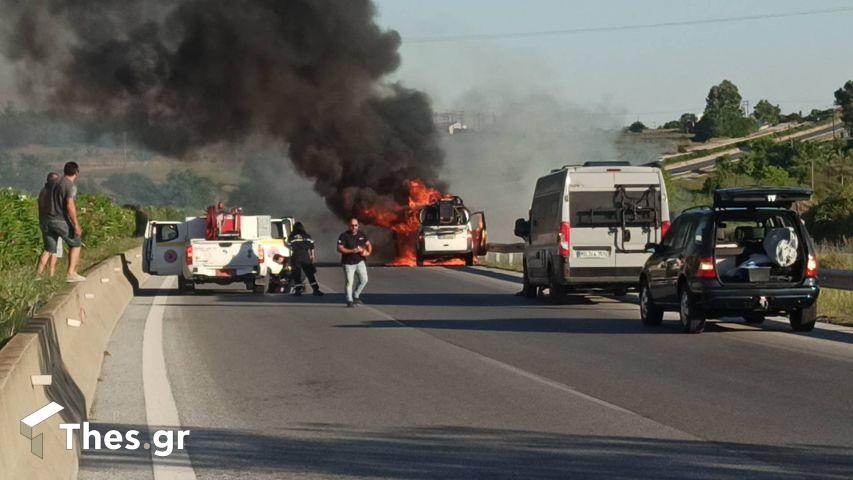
[{"x1": 713, "y1": 187, "x2": 812, "y2": 209}]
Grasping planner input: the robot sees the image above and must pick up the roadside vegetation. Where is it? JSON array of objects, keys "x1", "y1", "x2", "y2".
[
  {"x1": 818, "y1": 289, "x2": 853, "y2": 326},
  {"x1": 0, "y1": 189, "x2": 142, "y2": 344}
]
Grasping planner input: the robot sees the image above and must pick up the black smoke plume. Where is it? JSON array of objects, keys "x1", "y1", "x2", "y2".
[{"x1": 0, "y1": 0, "x2": 445, "y2": 219}]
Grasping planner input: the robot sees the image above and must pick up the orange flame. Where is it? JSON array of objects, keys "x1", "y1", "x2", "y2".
[
  {"x1": 358, "y1": 179, "x2": 479, "y2": 267},
  {"x1": 358, "y1": 179, "x2": 441, "y2": 266}
]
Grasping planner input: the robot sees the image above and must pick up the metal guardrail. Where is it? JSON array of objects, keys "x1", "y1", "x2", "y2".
[
  {"x1": 485, "y1": 244, "x2": 852, "y2": 291},
  {"x1": 823, "y1": 269, "x2": 853, "y2": 291}
]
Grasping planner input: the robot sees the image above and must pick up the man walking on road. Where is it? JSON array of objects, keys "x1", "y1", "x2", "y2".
[
  {"x1": 337, "y1": 218, "x2": 371, "y2": 307},
  {"x1": 42, "y1": 162, "x2": 85, "y2": 282}
]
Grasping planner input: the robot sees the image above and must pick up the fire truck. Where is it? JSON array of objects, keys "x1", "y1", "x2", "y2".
[{"x1": 142, "y1": 205, "x2": 293, "y2": 294}]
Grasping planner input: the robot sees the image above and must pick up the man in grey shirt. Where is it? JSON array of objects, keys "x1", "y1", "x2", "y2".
[{"x1": 40, "y1": 161, "x2": 86, "y2": 282}]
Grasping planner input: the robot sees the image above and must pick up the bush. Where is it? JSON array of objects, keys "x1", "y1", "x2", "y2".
[
  {"x1": 0, "y1": 189, "x2": 137, "y2": 343},
  {"x1": 805, "y1": 185, "x2": 853, "y2": 244}
]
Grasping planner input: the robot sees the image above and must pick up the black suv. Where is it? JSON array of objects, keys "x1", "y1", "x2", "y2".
[{"x1": 639, "y1": 187, "x2": 820, "y2": 333}]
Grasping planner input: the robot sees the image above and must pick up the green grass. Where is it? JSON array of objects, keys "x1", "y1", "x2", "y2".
[
  {"x1": 818, "y1": 288, "x2": 853, "y2": 325},
  {"x1": 0, "y1": 237, "x2": 141, "y2": 344}
]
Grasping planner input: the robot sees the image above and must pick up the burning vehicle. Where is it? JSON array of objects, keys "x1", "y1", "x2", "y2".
[
  {"x1": 357, "y1": 180, "x2": 486, "y2": 266},
  {"x1": 416, "y1": 196, "x2": 487, "y2": 266}
]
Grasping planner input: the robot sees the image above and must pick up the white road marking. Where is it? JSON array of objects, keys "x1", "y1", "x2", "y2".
[{"x1": 142, "y1": 276, "x2": 198, "y2": 480}]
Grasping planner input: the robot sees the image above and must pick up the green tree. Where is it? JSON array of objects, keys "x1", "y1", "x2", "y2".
[
  {"x1": 628, "y1": 121, "x2": 647, "y2": 133},
  {"x1": 694, "y1": 80, "x2": 757, "y2": 141},
  {"x1": 661, "y1": 120, "x2": 681, "y2": 130},
  {"x1": 805, "y1": 184, "x2": 853, "y2": 243},
  {"x1": 753, "y1": 99, "x2": 781, "y2": 125},
  {"x1": 834, "y1": 80, "x2": 853, "y2": 135},
  {"x1": 679, "y1": 113, "x2": 698, "y2": 133}
]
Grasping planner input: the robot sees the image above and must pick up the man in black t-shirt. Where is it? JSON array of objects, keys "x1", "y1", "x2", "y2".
[
  {"x1": 337, "y1": 218, "x2": 372, "y2": 307},
  {"x1": 36, "y1": 172, "x2": 61, "y2": 276}
]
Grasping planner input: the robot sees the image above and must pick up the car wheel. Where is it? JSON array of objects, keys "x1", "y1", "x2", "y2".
[
  {"x1": 549, "y1": 272, "x2": 567, "y2": 305},
  {"x1": 464, "y1": 252, "x2": 475, "y2": 266},
  {"x1": 178, "y1": 275, "x2": 194, "y2": 294},
  {"x1": 522, "y1": 262, "x2": 538, "y2": 298},
  {"x1": 640, "y1": 280, "x2": 663, "y2": 326},
  {"x1": 743, "y1": 314, "x2": 765, "y2": 324},
  {"x1": 679, "y1": 287, "x2": 705, "y2": 333},
  {"x1": 789, "y1": 303, "x2": 816, "y2": 332},
  {"x1": 613, "y1": 288, "x2": 629, "y2": 297}
]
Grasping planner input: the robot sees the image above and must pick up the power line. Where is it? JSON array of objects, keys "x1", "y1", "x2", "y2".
[{"x1": 404, "y1": 6, "x2": 853, "y2": 44}]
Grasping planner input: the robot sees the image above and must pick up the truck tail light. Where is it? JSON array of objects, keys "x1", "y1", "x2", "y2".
[
  {"x1": 805, "y1": 254, "x2": 818, "y2": 278},
  {"x1": 558, "y1": 222, "x2": 571, "y2": 257},
  {"x1": 185, "y1": 245, "x2": 193, "y2": 266},
  {"x1": 661, "y1": 220, "x2": 671, "y2": 239},
  {"x1": 698, "y1": 257, "x2": 716, "y2": 279}
]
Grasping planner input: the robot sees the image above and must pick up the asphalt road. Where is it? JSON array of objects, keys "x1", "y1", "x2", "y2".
[{"x1": 80, "y1": 265, "x2": 853, "y2": 479}]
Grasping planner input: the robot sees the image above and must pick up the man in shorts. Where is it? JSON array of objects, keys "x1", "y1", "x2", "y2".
[
  {"x1": 41, "y1": 162, "x2": 86, "y2": 282},
  {"x1": 37, "y1": 172, "x2": 62, "y2": 276}
]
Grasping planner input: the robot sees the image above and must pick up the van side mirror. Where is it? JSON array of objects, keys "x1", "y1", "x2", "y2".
[{"x1": 514, "y1": 218, "x2": 530, "y2": 239}]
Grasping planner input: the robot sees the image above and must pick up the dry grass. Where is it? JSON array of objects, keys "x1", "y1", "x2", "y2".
[
  {"x1": 817, "y1": 244, "x2": 853, "y2": 270},
  {"x1": 818, "y1": 288, "x2": 853, "y2": 325}
]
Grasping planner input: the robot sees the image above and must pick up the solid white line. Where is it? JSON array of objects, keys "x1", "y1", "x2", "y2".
[{"x1": 142, "y1": 276, "x2": 198, "y2": 480}]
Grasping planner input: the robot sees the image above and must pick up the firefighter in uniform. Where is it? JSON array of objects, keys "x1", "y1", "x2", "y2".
[{"x1": 288, "y1": 222, "x2": 324, "y2": 296}]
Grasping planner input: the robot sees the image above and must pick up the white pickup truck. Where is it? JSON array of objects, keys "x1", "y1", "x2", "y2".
[{"x1": 143, "y1": 216, "x2": 293, "y2": 294}]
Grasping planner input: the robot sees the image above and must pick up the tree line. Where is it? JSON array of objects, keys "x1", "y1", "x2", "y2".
[{"x1": 628, "y1": 79, "x2": 851, "y2": 142}]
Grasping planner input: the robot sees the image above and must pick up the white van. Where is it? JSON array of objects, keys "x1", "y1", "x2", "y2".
[{"x1": 514, "y1": 162, "x2": 670, "y2": 302}]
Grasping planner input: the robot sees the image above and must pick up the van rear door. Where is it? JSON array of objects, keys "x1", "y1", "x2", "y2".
[
  {"x1": 613, "y1": 171, "x2": 664, "y2": 271},
  {"x1": 566, "y1": 173, "x2": 617, "y2": 272},
  {"x1": 144, "y1": 221, "x2": 186, "y2": 276}
]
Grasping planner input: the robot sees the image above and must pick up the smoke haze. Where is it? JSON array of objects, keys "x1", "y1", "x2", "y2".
[{"x1": 0, "y1": 0, "x2": 445, "y2": 220}]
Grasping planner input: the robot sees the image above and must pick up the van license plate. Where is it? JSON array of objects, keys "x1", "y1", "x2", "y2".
[
  {"x1": 576, "y1": 250, "x2": 609, "y2": 258},
  {"x1": 438, "y1": 234, "x2": 455, "y2": 239}
]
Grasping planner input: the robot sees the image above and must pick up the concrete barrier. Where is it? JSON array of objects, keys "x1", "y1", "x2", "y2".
[
  {"x1": 481, "y1": 251, "x2": 524, "y2": 271},
  {"x1": 0, "y1": 247, "x2": 148, "y2": 480}
]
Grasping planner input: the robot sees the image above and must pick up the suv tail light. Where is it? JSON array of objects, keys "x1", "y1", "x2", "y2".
[
  {"x1": 661, "y1": 220, "x2": 671, "y2": 239},
  {"x1": 257, "y1": 247, "x2": 265, "y2": 264},
  {"x1": 185, "y1": 245, "x2": 193, "y2": 266},
  {"x1": 805, "y1": 254, "x2": 818, "y2": 278},
  {"x1": 558, "y1": 222, "x2": 571, "y2": 257},
  {"x1": 698, "y1": 257, "x2": 717, "y2": 279}
]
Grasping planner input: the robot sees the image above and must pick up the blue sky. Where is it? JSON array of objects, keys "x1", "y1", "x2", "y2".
[{"x1": 374, "y1": 0, "x2": 853, "y2": 125}]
